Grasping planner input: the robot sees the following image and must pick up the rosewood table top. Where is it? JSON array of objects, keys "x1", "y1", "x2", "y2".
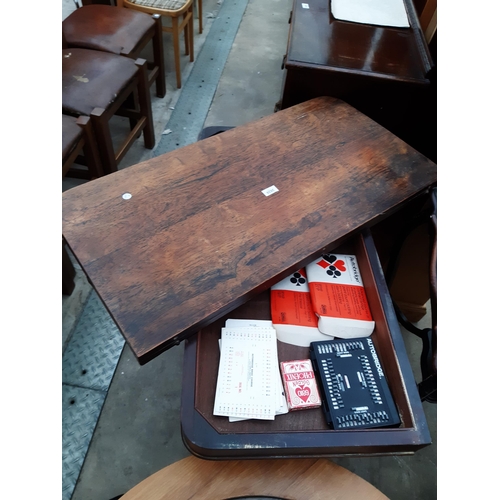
[{"x1": 62, "y1": 97, "x2": 436, "y2": 364}]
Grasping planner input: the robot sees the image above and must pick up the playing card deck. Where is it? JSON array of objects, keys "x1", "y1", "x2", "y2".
[
  {"x1": 271, "y1": 269, "x2": 333, "y2": 347},
  {"x1": 305, "y1": 254, "x2": 375, "y2": 339},
  {"x1": 280, "y1": 359, "x2": 321, "y2": 411}
]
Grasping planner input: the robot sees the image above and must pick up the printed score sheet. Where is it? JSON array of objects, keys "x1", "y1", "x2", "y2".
[{"x1": 213, "y1": 320, "x2": 288, "y2": 421}]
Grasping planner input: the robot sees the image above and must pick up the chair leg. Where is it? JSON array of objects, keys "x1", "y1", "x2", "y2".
[
  {"x1": 172, "y1": 16, "x2": 182, "y2": 88},
  {"x1": 90, "y1": 107, "x2": 118, "y2": 174},
  {"x1": 183, "y1": 12, "x2": 189, "y2": 56},
  {"x1": 189, "y1": 7, "x2": 194, "y2": 63},
  {"x1": 135, "y1": 58, "x2": 155, "y2": 150},
  {"x1": 77, "y1": 116, "x2": 104, "y2": 179},
  {"x1": 198, "y1": 0, "x2": 203, "y2": 34},
  {"x1": 152, "y1": 14, "x2": 166, "y2": 98}
]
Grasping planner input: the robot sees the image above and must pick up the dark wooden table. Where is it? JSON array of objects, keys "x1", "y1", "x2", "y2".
[
  {"x1": 62, "y1": 97, "x2": 436, "y2": 365},
  {"x1": 279, "y1": 0, "x2": 435, "y2": 160}
]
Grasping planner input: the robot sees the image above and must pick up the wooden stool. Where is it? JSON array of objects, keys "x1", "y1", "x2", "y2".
[
  {"x1": 120, "y1": 456, "x2": 388, "y2": 499},
  {"x1": 62, "y1": 114, "x2": 104, "y2": 179},
  {"x1": 118, "y1": 0, "x2": 194, "y2": 89},
  {"x1": 63, "y1": 4, "x2": 166, "y2": 98},
  {"x1": 62, "y1": 48, "x2": 155, "y2": 174}
]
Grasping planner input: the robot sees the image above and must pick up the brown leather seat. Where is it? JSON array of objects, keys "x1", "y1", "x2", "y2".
[
  {"x1": 62, "y1": 48, "x2": 139, "y2": 116},
  {"x1": 63, "y1": 4, "x2": 165, "y2": 97},
  {"x1": 62, "y1": 48, "x2": 155, "y2": 174}
]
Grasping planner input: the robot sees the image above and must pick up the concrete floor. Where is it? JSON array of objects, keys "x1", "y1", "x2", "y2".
[{"x1": 62, "y1": 1, "x2": 437, "y2": 498}]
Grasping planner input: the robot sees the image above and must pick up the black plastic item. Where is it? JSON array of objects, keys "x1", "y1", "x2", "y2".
[
  {"x1": 198, "y1": 126, "x2": 235, "y2": 141},
  {"x1": 310, "y1": 338, "x2": 400, "y2": 430}
]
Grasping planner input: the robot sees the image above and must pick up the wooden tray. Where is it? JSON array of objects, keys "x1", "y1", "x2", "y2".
[{"x1": 181, "y1": 230, "x2": 431, "y2": 458}]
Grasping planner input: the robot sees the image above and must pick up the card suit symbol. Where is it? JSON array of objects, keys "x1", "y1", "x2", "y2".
[
  {"x1": 317, "y1": 260, "x2": 329, "y2": 269},
  {"x1": 335, "y1": 260, "x2": 346, "y2": 272},
  {"x1": 323, "y1": 254, "x2": 337, "y2": 264},
  {"x1": 327, "y1": 266, "x2": 341, "y2": 277},
  {"x1": 295, "y1": 385, "x2": 310, "y2": 403},
  {"x1": 290, "y1": 272, "x2": 306, "y2": 286}
]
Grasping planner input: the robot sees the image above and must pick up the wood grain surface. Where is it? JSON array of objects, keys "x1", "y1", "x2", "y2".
[
  {"x1": 120, "y1": 455, "x2": 389, "y2": 499},
  {"x1": 62, "y1": 97, "x2": 436, "y2": 364},
  {"x1": 287, "y1": 0, "x2": 431, "y2": 82}
]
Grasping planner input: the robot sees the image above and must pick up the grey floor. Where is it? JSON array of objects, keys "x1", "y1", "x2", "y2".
[{"x1": 62, "y1": 1, "x2": 437, "y2": 498}]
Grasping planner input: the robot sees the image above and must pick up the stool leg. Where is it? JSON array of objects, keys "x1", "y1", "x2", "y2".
[
  {"x1": 77, "y1": 115, "x2": 104, "y2": 179},
  {"x1": 90, "y1": 107, "x2": 118, "y2": 174},
  {"x1": 152, "y1": 14, "x2": 166, "y2": 98},
  {"x1": 135, "y1": 58, "x2": 155, "y2": 150},
  {"x1": 172, "y1": 16, "x2": 182, "y2": 88}
]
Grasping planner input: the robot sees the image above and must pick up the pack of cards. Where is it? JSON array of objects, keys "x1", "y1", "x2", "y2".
[
  {"x1": 280, "y1": 359, "x2": 321, "y2": 411},
  {"x1": 270, "y1": 269, "x2": 333, "y2": 347},
  {"x1": 305, "y1": 253, "x2": 375, "y2": 339}
]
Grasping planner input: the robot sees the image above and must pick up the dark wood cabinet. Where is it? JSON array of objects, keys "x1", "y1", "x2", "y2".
[{"x1": 279, "y1": 0, "x2": 436, "y2": 161}]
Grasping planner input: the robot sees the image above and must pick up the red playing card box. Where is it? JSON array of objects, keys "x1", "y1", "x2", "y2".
[{"x1": 280, "y1": 359, "x2": 321, "y2": 411}]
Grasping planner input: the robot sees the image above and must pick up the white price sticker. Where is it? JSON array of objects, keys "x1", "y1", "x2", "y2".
[
  {"x1": 261, "y1": 185, "x2": 279, "y2": 197},
  {"x1": 302, "y1": 3, "x2": 309, "y2": 8}
]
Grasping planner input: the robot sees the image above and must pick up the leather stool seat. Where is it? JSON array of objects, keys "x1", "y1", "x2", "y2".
[
  {"x1": 62, "y1": 48, "x2": 139, "y2": 117},
  {"x1": 63, "y1": 5, "x2": 155, "y2": 56}
]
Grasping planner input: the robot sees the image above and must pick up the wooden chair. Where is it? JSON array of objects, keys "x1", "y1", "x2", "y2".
[
  {"x1": 117, "y1": 0, "x2": 194, "y2": 89},
  {"x1": 62, "y1": 47, "x2": 155, "y2": 174},
  {"x1": 62, "y1": 114, "x2": 104, "y2": 179},
  {"x1": 119, "y1": 456, "x2": 388, "y2": 499},
  {"x1": 62, "y1": 4, "x2": 166, "y2": 98}
]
